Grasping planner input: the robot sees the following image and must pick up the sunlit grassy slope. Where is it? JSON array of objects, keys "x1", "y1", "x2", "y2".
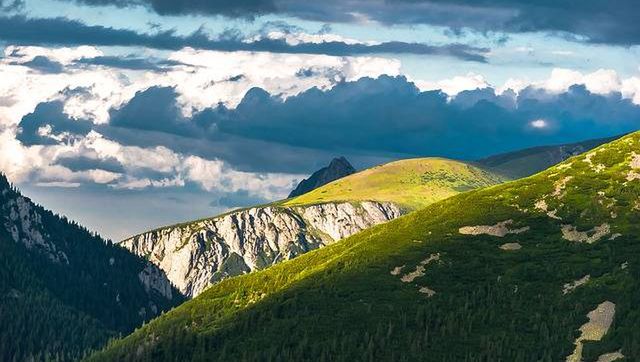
[
  {"x1": 283, "y1": 157, "x2": 506, "y2": 210},
  {"x1": 91, "y1": 132, "x2": 640, "y2": 361}
]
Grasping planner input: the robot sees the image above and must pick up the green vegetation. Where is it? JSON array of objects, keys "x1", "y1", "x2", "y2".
[
  {"x1": 89, "y1": 133, "x2": 640, "y2": 361},
  {"x1": 478, "y1": 136, "x2": 614, "y2": 178},
  {"x1": 283, "y1": 157, "x2": 506, "y2": 210},
  {"x1": 0, "y1": 176, "x2": 184, "y2": 361}
]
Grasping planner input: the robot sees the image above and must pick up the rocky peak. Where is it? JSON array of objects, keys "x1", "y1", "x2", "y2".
[{"x1": 288, "y1": 157, "x2": 356, "y2": 198}]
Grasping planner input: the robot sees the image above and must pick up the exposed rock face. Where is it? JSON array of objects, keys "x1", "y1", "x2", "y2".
[
  {"x1": 2, "y1": 193, "x2": 69, "y2": 264},
  {"x1": 0, "y1": 179, "x2": 176, "y2": 303},
  {"x1": 121, "y1": 201, "x2": 402, "y2": 297},
  {"x1": 458, "y1": 220, "x2": 530, "y2": 237},
  {"x1": 288, "y1": 157, "x2": 356, "y2": 198}
]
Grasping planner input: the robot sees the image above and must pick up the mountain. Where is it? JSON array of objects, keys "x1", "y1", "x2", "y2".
[
  {"x1": 91, "y1": 132, "x2": 640, "y2": 361},
  {"x1": 288, "y1": 157, "x2": 356, "y2": 198},
  {"x1": 284, "y1": 157, "x2": 506, "y2": 210},
  {"x1": 0, "y1": 174, "x2": 183, "y2": 361},
  {"x1": 118, "y1": 158, "x2": 503, "y2": 298},
  {"x1": 477, "y1": 136, "x2": 616, "y2": 178}
]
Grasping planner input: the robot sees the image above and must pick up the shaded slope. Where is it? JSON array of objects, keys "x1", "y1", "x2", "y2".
[
  {"x1": 0, "y1": 175, "x2": 184, "y2": 361},
  {"x1": 91, "y1": 132, "x2": 640, "y2": 361},
  {"x1": 284, "y1": 157, "x2": 506, "y2": 210},
  {"x1": 478, "y1": 136, "x2": 616, "y2": 178},
  {"x1": 288, "y1": 157, "x2": 356, "y2": 198}
]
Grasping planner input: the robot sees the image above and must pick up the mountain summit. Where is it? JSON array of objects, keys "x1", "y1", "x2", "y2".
[{"x1": 288, "y1": 157, "x2": 356, "y2": 198}]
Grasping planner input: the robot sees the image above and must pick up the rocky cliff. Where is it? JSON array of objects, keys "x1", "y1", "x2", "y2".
[
  {"x1": 1, "y1": 186, "x2": 175, "y2": 301},
  {"x1": 120, "y1": 201, "x2": 402, "y2": 297}
]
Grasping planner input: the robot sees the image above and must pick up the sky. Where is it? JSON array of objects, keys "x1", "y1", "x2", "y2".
[{"x1": 1, "y1": 0, "x2": 640, "y2": 240}]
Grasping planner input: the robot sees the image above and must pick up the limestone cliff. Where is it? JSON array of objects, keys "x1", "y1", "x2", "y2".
[
  {"x1": 120, "y1": 201, "x2": 402, "y2": 297},
  {"x1": 0, "y1": 181, "x2": 176, "y2": 302}
]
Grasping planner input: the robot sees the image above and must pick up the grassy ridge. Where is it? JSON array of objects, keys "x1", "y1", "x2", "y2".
[
  {"x1": 283, "y1": 157, "x2": 506, "y2": 210},
  {"x1": 91, "y1": 133, "x2": 640, "y2": 361}
]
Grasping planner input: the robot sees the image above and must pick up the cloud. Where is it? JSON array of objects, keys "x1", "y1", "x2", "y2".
[
  {"x1": 414, "y1": 72, "x2": 489, "y2": 96},
  {"x1": 108, "y1": 86, "x2": 198, "y2": 137},
  {"x1": 201, "y1": 76, "x2": 640, "y2": 159},
  {"x1": 0, "y1": 0, "x2": 23, "y2": 11},
  {"x1": 11, "y1": 55, "x2": 64, "y2": 74},
  {"x1": 16, "y1": 101, "x2": 92, "y2": 145},
  {"x1": 56, "y1": 155, "x2": 125, "y2": 174},
  {"x1": 0, "y1": 45, "x2": 405, "y2": 176},
  {"x1": 18, "y1": 73, "x2": 640, "y2": 168},
  {"x1": 74, "y1": 55, "x2": 185, "y2": 71},
  {"x1": 0, "y1": 15, "x2": 488, "y2": 61},
  {"x1": 68, "y1": 0, "x2": 276, "y2": 18},
  {"x1": 58, "y1": 0, "x2": 640, "y2": 45}
]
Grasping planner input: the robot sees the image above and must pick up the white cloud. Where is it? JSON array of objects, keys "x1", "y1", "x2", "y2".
[
  {"x1": 414, "y1": 72, "x2": 489, "y2": 96},
  {"x1": 621, "y1": 77, "x2": 640, "y2": 104},
  {"x1": 497, "y1": 68, "x2": 640, "y2": 104},
  {"x1": 163, "y1": 48, "x2": 401, "y2": 113},
  {"x1": 182, "y1": 156, "x2": 301, "y2": 200}
]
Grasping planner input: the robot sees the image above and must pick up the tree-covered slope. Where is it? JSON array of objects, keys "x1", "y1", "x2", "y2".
[
  {"x1": 283, "y1": 157, "x2": 505, "y2": 210},
  {"x1": 92, "y1": 132, "x2": 640, "y2": 361},
  {"x1": 0, "y1": 175, "x2": 184, "y2": 361}
]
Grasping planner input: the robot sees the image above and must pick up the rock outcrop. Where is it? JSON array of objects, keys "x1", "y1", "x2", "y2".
[
  {"x1": 0, "y1": 177, "x2": 176, "y2": 303},
  {"x1": 121, "y1": 201, "x2": 402, "y2": 297},
  {"x1": 288, "y1": 157, "x2": 356, "y2": 198}
]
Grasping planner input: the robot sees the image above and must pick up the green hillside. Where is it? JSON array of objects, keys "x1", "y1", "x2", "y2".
[
  {"x1": 90, "y1": 132, "x2": 640, "y2": 361},
  {"x1": 283, "y1": 157, "x2": 506, "y2": 210}
]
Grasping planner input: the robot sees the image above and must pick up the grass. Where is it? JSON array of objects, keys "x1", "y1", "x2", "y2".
[
  {"x1": 91, "y1": 132, "x2": 640, "y2": 361},
  {"x1": 283, "y1": 157, "x2": 506, "y2": 210}
]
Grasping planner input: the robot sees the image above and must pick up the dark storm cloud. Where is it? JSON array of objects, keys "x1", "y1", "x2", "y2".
[
  {"x1": 108, "y1": 86, "x2": 199, "y2": 137},
  {"x1": 22, "y1": 77, "x2": 640, "y2": 172},
  {"x1": 0, "y1": 15, "x2": 488, "y2": 61},
  {"x1": 57, "y1": 156, "x2": 125, "y2": 174},
  {"x1": 17, "y1": 101, "x2": 93, "y2": 146},
  {"x1": 105, "y1": 77, "x2": 640, "y2": 161},
  {"x1": 11, "y1": 55, "x2": 64, "y2": 73},
  {"x1": 62, "y1": 0, "x2": 640, "y2": 45},
  {"x1": 68, "y1": 0, "x2": 275, "y2": 18},
  {"x1": 210, "y1": 77, "x2": 640, "y2": 159}
]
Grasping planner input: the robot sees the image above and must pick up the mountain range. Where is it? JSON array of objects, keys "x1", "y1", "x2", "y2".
[
  {"x1": 0, "y1": 134, "x2": 632, "y2": 361},
  {"x1": 89, "y1": 131, "x2": 640, "y2": 361}
]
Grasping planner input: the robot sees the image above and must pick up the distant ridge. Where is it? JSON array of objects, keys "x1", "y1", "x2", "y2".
[
  {"x1": 288, "y1": 157, "x2": 356, "y2": 198},
  {"x1": 477, "y1": 135, "x2": 618, "y2": 178}
]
